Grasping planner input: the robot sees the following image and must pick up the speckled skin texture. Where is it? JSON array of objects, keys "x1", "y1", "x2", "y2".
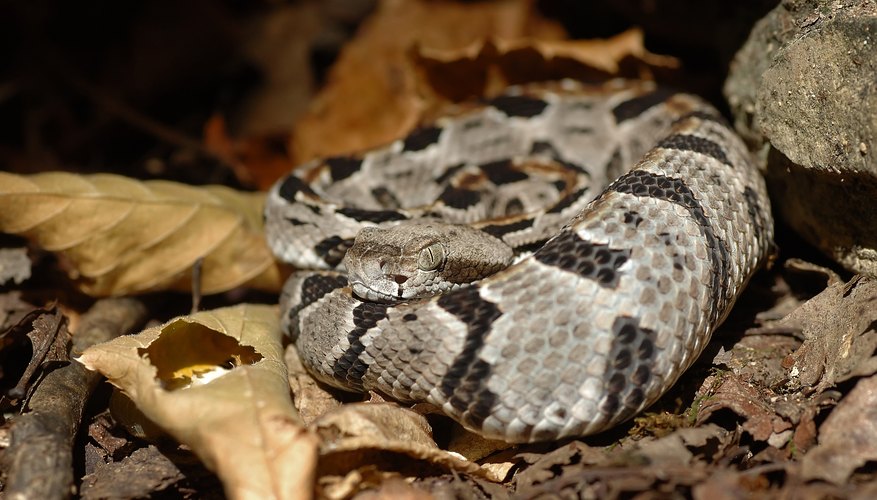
[{"x1": 265, "y1": 80, "x2": 774, "y2": 442}]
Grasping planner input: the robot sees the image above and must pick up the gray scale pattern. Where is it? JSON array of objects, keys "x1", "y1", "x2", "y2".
[{"x1": 268, "y1": 80, "x2": 774, "y2": 442}]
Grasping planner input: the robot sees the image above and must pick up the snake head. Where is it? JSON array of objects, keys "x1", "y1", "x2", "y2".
[{"x1": 343, "y1": 221, "x2": 513, "y2": 303}]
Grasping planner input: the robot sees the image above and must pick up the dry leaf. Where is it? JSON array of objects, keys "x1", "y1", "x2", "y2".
[
  {"x1": 800, "y1": 375, "x2": 877, "y2": 484},
  {"x1": 284, "y1": 344, "x2": 348, "y2": 426},
  {"x1": 0, "y1": 248, "x2": 31, "y2": 285},
  {"x1": 0, "y1": 171, "x2": 283, "y2": 296},
  {"x1": 290, "y1": 0, "x2": 565, "y2": 164},
  {"x1": 779, "y1": 275, "x2": 877, "y2": 389},
  {"x1": 80, "y1": 445, "x2": 186, "y2": 500},
  {"x1": 695, "y1": 373, "x2": 791, "y2": 443},
  {"x1": 77, "y1": 304, "x2": 317, "y2": 500},
  {"x1": 413, "y1": 29, "x2": 680, "y2": 111},
  {"x1": 312, "y1": 403, "x2": 505, "y2": 489},
  {"x1": 203, "y1": 114, "x2": 298, "y2": 191}
]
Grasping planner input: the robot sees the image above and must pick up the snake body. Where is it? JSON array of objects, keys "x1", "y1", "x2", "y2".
[{"x1": 265, "y1": 80, "x2": 773, "y2": 442}]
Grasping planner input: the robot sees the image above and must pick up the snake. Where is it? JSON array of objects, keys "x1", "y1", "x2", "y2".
[{"x1": 264, "y1": 79, "x2": 774, "y2": 443}]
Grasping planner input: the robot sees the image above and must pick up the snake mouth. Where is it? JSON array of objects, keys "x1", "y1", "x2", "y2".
[{"x1": 350, "y1": 281, "x2": 399, "y2": 303}]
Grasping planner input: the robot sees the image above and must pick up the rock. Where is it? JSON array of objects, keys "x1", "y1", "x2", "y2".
[{"x1": 724, "y1": 0, "x2": 877, "y2": 276}]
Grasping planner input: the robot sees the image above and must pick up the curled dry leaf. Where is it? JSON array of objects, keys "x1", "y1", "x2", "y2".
[
  {"x1": 80, "y1": 445, "x2": 186, "y2": 500},
  {"x1": 413, "y1": 29, "x2": 680, "y2": 112},
  {"x1": 800, "y1": 375, "x2": 877, "y2": 484},
  {"x1": 695, "y1": 373, "x2": 791, "y2": 444},
  {"x1": 515, "y1": 433, "x2": 720, "y2": 498},
  {"x1": 290, "y1": 0, "x2": 566, "y2": 164},
  {"x1": 77, "y1": 304, "x2": 318, "y2": 500},
  {"x1": 312, "y1": 402, "x2": 506, "y2": 492},
  {"x1": 291, "y1": 0, "x2": 680, "y2": 166},
  {"x1": 284, "y1": 344, "x2": 347, "y2": 426},
  {"x1": 0, "y1": 171, "x2": 282, "y2": 296},
  {"x1": 779, "y1": 275, "x2": 877, "y2": 389}
]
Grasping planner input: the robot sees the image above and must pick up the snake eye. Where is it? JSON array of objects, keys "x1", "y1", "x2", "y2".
[{"x1": 417, "y1": 243, "x2": 445, "y2": 271}]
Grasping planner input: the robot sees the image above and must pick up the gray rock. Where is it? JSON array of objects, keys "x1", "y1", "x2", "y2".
[{"x1": 725, "y1": 0, "x2": 877, "y2": 275}]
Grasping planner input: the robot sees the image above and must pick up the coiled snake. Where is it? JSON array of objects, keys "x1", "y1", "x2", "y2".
[{"x1": 265, "y1": 79, "x2": 773, "y2": 442}]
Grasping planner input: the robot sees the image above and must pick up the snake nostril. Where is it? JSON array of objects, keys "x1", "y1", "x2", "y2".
[{"x1": 392, "y1": 274, "x2": 408, "y2": 285}]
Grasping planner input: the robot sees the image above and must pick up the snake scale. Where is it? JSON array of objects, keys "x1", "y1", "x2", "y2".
[{"x1": 264, "y1": 79, "x2": 774, "y2": 442}]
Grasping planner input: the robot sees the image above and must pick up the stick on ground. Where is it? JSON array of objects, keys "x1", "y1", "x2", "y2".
[{"x1": 3, "y1": 298, "x2": 148, "y2": 499}]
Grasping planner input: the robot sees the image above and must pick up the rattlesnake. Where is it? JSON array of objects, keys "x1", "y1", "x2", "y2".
[{"x1": 264, "y1": 79, "x2": 773, "y2": 442}]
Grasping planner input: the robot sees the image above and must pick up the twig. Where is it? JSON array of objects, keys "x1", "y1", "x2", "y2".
[
  {"x1": 3, "y1": 298, "x2": 148, "y2": 500},
  {"x1": 191, "y1": 257, "x2": 204, "y2": 314}
]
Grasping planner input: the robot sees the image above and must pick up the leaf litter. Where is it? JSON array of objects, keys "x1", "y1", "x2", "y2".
[{"x1": 2, "y1": 0, "x2": 877, "y2": 498}]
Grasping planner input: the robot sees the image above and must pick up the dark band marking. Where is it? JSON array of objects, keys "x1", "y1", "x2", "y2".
[
  {"x1": 371, "y1": 187, "x2": 401, "y2": 209},
  {"x1": 599, "y1": 316, "x2": 657, "y2": 420},
  {"x1": 558, "y1": 158, "x2": 591, "y2": 175},
  {"x1": 480, "y1": 159, "x2": 529, "y2": 185},
  {"x1": 503, "y1": 197, "x2": 524, "y2": 215},
  {"x1": 462, "y1": 118, "x2": 485, "y2": 131},
  {"x1": 402, "y1": 126, "x2": 443, "y2": 152},
  {"x1": 514, "y1": 239, "x2": 549, "y2": 255},
  {"x1": 337, "y1": 207, "x2": 407, "y2": 223},
  {"x1": 488, "y1": 95, "x2": 549, "y2": 118},
  {"x1": 278, "y1": 175, "x2": 316, "y2": 201},
  {"x1": 457, "y1": 359, "x2": 497, "y2": 428},
  {"x1": 530, "y1": 140, "x2": 560, "y2": 157},
  {"x1": 547, "y1": 187, "x2": 589, "y2": 214},
  {"x1": 657, "y1": 134, "x2": 733, "y2": 168},
  {"x1": 673, "y1": 110, "x2": 729, "y2": 127},
  {"x1": 326, "y1": 157, "x2": 363, "y2": 181},
  {"x1": 480, "y1": 219, "x2": 534, "y2": 239},
  {"x1": 314, "y1": 235, "x2": 355, "y2": 268},
  {"x1": 534, "y1": 231, "x2": 631, "y2": 289},
  {"x1": 332, "y1": 301, "x2": 391, "y2": 390},
  {"x1": 622, "y1": 211, "x2": 644, "y2": 227},
  {"x1": 605, "y1": 147, "x2": 626, "y2": 181},
  {"x1": 530, "y1": 139, "x2": 591, "y2": 176},
  {"x1": 742, "y1": 186, "x2": 769, "y2": 250},
  {"x1": 434, "y1": 163, "x2": 467, "y2": 185},
  {"x1": 657, "y1": 232, "x2": 687, "y2": 271},
  {"x1": 285, "y1": 217, "x2": 308, "y2": 226},
  {"x1": 287, "y1": 274, "x2": 348, "y2": 329},
  {"x1": 609, "y1": 170, "x2": 730, "y2": 323},
  {"x1": 563, "y1": 126, "x2": 594, "y2": 135},
  {"x1": 438, "y1": 286, "x2": 503, "y2": 427},
  {"x1": 439, "y1": 186, "x2": 482, "y2": 209},
  {"x1": 612, "y1": 88, "x2": 676, "y2": 123}
]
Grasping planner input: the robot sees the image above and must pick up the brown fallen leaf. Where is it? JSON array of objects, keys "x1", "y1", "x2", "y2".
[
  {"x1": 289, "y1": 0, "x2": 566, "y2": 164},
  {"x1": 625, "y1": 424, "x2": 735, "y2": 467},
  {"x1": 311, "y1": 402, "x2": 505, "y2": 495},
  {"x1": 691, "y1": 469, "x2": 775, "y2": 500},
  {"x1": 0, "y1": 291, "x2": 35, "y2": 333},
  {"x1": 0, "y1": 171, "x2": 283, "y2": 296},
  {"x1": 80, "y1": 445, "x2": 186, "y2": 500},
  {"x1": 77, "y1": 304, "x2": 318, "y2": 500},
  {"x1": 695, "y1": 373, "x2": 791, "y2": 445},
  {"x1": 515, "y1": 437, "x2": 712, "y2": 498},
  {"x1": 800, "y1": 375, "x2": 877, "y2": 484},
  {"x1": 413, "y1": 29, "x2": 680, "y2": 113},
  {"x1": 779, "y1": 275, "x2": 877, "y2": 389},
  {"x1": 284, "y1": 344, "x2": 350, "y2": 426},
  {"x1": 290, "y1": 0, "x2": 682, "y2": 167}
]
